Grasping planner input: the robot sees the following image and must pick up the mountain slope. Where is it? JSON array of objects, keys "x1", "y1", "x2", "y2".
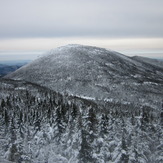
[
  {"x1": 5, "y1": 44, "x2": 163, "y2": 107},
  {"x1": 0, "y1": 78, "x2": 163, "y2": 163}
]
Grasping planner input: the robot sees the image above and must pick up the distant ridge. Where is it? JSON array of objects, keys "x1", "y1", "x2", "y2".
[{"x1": 131, "y1": 55, "x2": 163, "y2": 69}]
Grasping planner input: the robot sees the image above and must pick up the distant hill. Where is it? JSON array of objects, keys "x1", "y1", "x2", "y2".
[
  {"x1": 0, "y1": 64, "x2": 22, "y2": 77},
  {"x1": 0, "y1": 60, "x2": 31, "y2": 66},
  {"x1": 0, "y1": 61, "x2": 29, "y2": 77},
  {"x1": 5, "y1": 44, "x2": 163, "y2": 107}
]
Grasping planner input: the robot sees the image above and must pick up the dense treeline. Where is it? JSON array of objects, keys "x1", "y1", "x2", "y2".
[{"x1": 0, "y1": 79, "x2": 163, "y2": 163}]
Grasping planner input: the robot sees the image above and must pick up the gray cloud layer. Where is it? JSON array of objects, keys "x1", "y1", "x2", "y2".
[{"x1": 0, "y1": 0, "x2": 163, "y2": 38}]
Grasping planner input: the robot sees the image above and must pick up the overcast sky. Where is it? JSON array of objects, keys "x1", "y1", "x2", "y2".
[{"x1": 0, "y1": 0, "x2": 163, "y2": 60}]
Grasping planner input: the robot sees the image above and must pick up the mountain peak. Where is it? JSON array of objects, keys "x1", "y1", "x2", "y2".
[{"x1": 5, "y1": 45, "x2": 163, "y2": 105}]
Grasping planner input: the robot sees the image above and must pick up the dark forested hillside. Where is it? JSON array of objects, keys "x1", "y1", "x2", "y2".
[
  {"x1": 0, "y1": 64, "x2": 23, "y2": 77},
  {"x1": 0, "y1": 78, "x2": 162, "y2": 163}
]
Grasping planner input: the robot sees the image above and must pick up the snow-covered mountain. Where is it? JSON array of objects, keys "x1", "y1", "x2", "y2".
[
  {"x1": 1, "y1": 45, "x2": 163, "y2": 162},
  {"x1": 5, "y1": 44, "x2": 163, "y2": 108}
]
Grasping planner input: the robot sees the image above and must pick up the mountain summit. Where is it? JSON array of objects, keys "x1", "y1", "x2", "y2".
[{"x1": 5, "y1": 44, "x2": 163, "y2": 106}]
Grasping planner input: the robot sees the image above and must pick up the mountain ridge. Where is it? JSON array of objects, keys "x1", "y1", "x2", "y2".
[{"x1": 5, "y1": 44, "x2": 163, "y2": 108}]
